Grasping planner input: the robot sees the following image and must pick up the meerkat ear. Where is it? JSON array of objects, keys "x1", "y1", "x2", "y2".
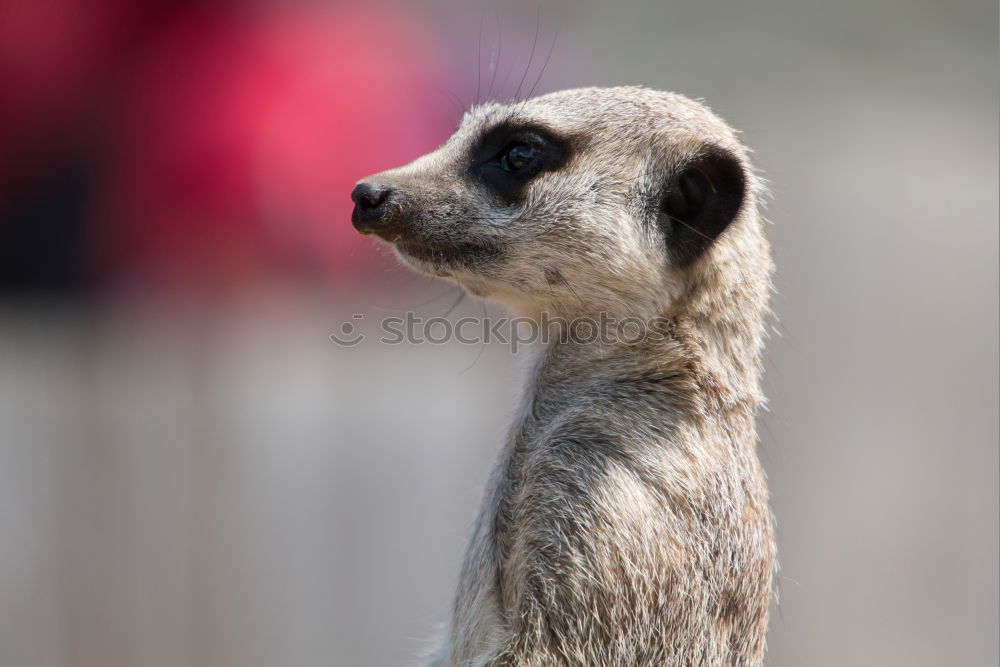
[{"x1": 660, "y1": 145, "x2": 746, "y2": 265}]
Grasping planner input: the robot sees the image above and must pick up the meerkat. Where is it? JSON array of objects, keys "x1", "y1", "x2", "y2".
[{"x1": 351, "y1": 86, "x2": 776, "y2": 666}]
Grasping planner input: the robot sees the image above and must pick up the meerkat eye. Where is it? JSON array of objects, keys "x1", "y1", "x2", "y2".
[
  {"x1": 470, "y1": 124, "x2": 571, "y2": 202},
  {"x1": 499, "y1": 144, "x2": 541, "y2": 172}
]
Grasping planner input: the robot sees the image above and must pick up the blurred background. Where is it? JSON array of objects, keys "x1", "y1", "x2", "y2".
[{"x1": 0, "y1": 0, "x2": 996, "y2": 665}]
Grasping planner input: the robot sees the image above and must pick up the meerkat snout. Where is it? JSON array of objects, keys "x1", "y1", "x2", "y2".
[{"x1": 350, "y1": 182, "x2": 399, "y2": 235}]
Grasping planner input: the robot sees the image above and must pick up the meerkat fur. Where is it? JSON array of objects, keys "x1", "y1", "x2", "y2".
[{"x1": 352, "y1": 86, "x2": 777, "y2": 666}]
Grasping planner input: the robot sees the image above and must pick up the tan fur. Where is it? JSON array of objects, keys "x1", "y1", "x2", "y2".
[{"x1": 355, "y1": 87, "x2": 776, "y2": 666}]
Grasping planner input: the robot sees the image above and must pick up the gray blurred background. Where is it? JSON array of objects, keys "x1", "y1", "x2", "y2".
[{"x1": 0, "y1": 0, "x2": 997, "y2": 665}]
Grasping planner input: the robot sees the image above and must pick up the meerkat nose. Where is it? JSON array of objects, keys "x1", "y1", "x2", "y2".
[{"x1": 350, "y1": 182, "x2": 395, "y2": 233}]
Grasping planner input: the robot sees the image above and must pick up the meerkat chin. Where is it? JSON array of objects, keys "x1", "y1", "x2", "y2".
[{"x1": 352, "y1": 86, "x2": 776, "y2": 667}]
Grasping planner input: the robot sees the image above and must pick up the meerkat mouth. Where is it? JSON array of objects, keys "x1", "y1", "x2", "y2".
[{"x1": 394, "y1": 239, "x2": 502, "y2": 267}]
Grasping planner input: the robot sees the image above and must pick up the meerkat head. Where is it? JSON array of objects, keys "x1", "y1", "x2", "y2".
[{"x1": 352, "y1": 86, "x2": 767, "y2": 320}]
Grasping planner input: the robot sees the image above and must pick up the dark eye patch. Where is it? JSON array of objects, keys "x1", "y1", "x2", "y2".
[{"x1": 468, "y1": 122, "x2": 572, "y2": 203}]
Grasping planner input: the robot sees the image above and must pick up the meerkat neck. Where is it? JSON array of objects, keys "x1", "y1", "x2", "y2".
[
  {"x1": 683, "y1": 269, "x2": 771, "y2": 408},
  {"x1": 517, "y1": 298, "x2": 766, "y2": 412}
]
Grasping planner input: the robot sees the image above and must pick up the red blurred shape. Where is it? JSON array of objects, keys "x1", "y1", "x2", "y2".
[
  {"x1": 98, "y1": 2, "x2": 456, "y2": 294},
  {"x1": 0, "y1": 0, "x2": 154, "y2": 183}
]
